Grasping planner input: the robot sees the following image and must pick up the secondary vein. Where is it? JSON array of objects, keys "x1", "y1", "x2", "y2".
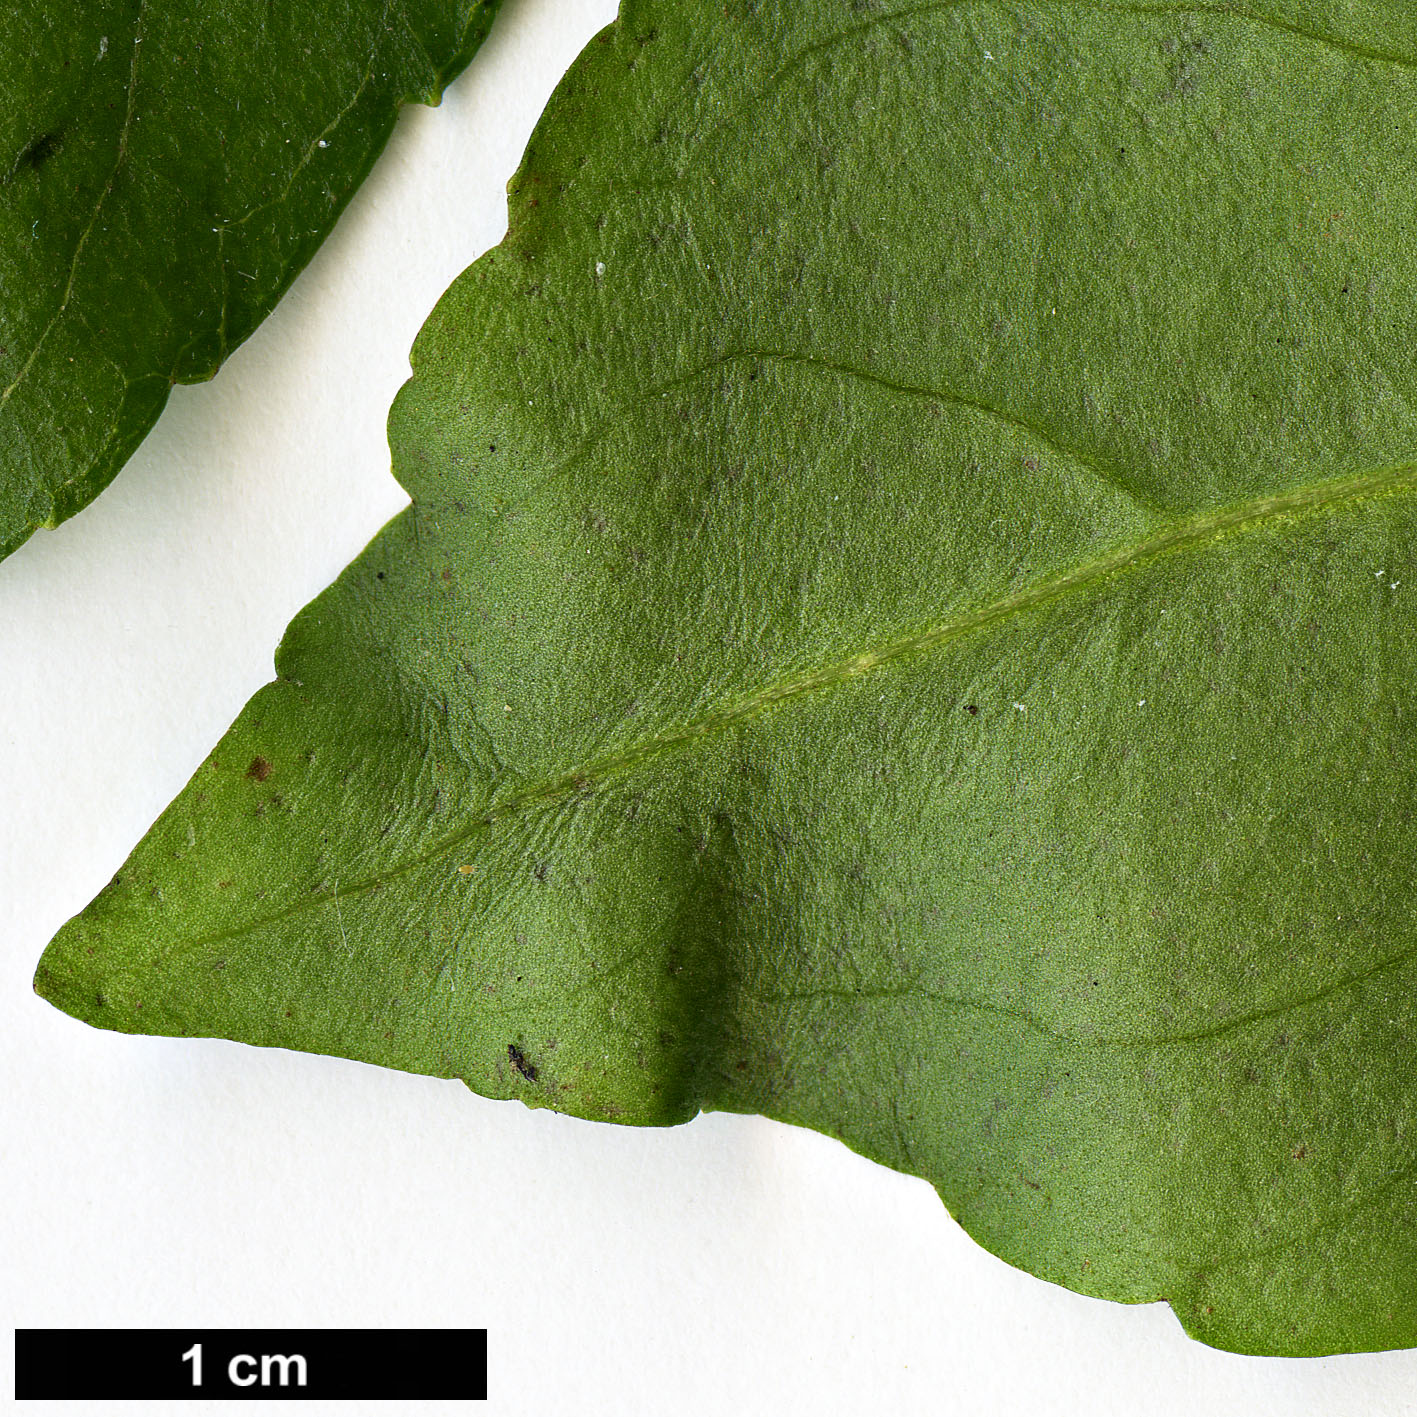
[
  {"x1": 530, "y1": 348, "x2": 1166, "y2": 516},
  {"x1": 0, "y1": 3, "x2": 147, "y2": 417},
  {"x1": 676, "y1": 0, "x2": 1417, "y2": 183}
]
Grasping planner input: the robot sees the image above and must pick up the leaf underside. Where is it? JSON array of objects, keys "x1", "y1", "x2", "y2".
[
  {"x1": 36, "y1": 0, "x2": 1417, "y2": 1355},
  {"x1": 0, "y1": 0, "x2": 502, "y2": 561}
]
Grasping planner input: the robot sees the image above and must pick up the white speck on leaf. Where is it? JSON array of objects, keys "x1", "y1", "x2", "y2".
[
  {"x1": 1013, "y1": 702, "x2": 1027, "y2": 712},
  {"x1": 595, "y1": 261, "x2": 606, "y2": 276},
  {"x1": 98, "y1": 35, "x2": 108, "y2": 58}
]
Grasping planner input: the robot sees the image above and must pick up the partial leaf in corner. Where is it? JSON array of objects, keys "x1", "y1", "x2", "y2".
[
  {"x1": 0, "y1": 0, "x2": 502, "y2": 560},
  {"x1": 35, "y1": 0, "x2": 1417, "y2": 1357}
]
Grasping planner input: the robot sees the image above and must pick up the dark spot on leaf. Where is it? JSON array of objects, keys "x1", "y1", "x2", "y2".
[
  {"x1": 8, "y1": 130, "x2": 62, "y2": 181},
  {"x1": 246, "y1": 756, "x2": 272, "y2": 782},
  {"x1": 508, "y1": 1043, "x2": 538, "y2": 1081},
  {"x1": 965, "y1": 704, "x2": 979, "y2": 715}
]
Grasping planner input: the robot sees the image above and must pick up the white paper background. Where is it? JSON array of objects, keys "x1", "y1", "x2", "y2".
[{"x1": 3, "y1": 3, "x2": 1415, "y2": 1412}]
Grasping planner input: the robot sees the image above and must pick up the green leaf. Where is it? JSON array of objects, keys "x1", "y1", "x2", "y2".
[
  {"x1": 35, "y1": 0, "x2": 1417, "y2": 1355},
  {"x1": 0, "y1": 0, "x2": 501, "y2": 561}
]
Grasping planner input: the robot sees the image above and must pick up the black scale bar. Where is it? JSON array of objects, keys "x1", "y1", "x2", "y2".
[{"x1": 15, "y1": 1329, "x2": 487, "y2": 1400}]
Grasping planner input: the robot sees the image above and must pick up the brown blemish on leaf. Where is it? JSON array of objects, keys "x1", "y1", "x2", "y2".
[{"x1": 246, "y1": 756, "x2": 272, "y2": 782}]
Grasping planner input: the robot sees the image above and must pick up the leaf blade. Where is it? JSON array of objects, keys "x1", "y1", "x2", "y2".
[
  {"x1": 0, "y1": 0, "x2": 502, "y2": 559},
  {"x1": 37, "y1": 0, "x2": 1417, "y2": 1354}
]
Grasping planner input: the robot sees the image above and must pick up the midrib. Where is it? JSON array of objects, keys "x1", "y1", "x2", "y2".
[
  {"x1": 477, "y1": 460, "x2": 1417, "y2": 821},
  {"x1": 166, "y1": 457, "x2": 1417, "y2": 957}
]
